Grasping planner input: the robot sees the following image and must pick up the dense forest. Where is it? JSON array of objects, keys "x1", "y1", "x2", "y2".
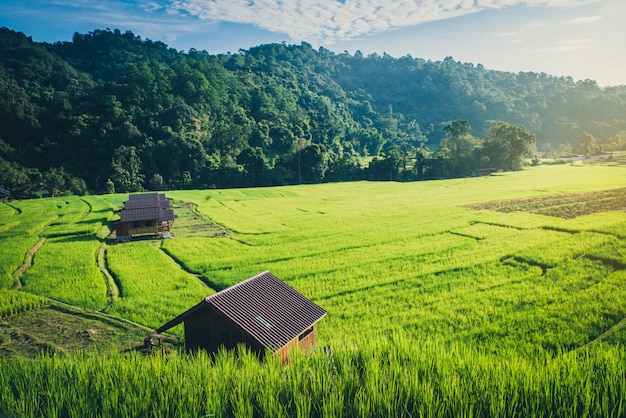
[{"x1": 1, "y1": 27, "x2": 625, "y2": 195}]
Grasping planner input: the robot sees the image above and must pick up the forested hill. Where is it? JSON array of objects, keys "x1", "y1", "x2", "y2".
[{"x1": 1, "y1": 27, "x2": 625, "y2": 194}]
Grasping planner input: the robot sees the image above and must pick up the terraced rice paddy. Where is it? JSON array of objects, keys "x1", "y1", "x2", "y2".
[{"x1": 1, "y1": 163, "x2": 626, "y2": 416}]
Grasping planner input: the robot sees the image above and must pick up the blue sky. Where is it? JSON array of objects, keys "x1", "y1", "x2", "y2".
[{"x1": 1, "y1": 0, "x2": 624, "y2": 86}]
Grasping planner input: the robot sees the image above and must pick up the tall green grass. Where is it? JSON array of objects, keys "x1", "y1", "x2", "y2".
[
  {"x1": 2, "y1": 198, "x2": 67, "y2": 235},
  {"x1": 39, "y1": 196, "x2": 118, "y2": 238},
  {"x1": 1, "y1": 164, "x2": 626, "y2": 416},
  {"x1": 0, "y1": 338, "x2": 624, "y2": 417},
  {"x1": 0, "y1": 290, "x2": 47, "y2": 317},
  {"x1": 105, "y1": 243, "x2": 213, "y2": 329},
  {"x1": 20, "y1": 236, "x2": 107, "y2": 310},
  {"x1": 0, "y1": 236, "x2": 39, "y2": 289},
  {"x1": 0, "y1": 203, "x2": 20, "y2": 234},
  {"x1": 160, "y1": 166, "x2": 626, "y2": 355}
]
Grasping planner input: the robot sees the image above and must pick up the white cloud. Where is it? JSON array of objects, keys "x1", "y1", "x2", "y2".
[
  {"x1": 568, "y1": 15, "x2": 602, "y2": 24},
  {"x1": 166, "y1": 0, "x2": 601, "y2": 45},
  {"x1": 495, "y1": 32, "x2": 518, "y2": 38},
  {"x1": 532, "y1": 38, "x2": 596, "y2": 55},
  {"x1": 525, "y1": 20, "x2": 546, "y2": 29}
]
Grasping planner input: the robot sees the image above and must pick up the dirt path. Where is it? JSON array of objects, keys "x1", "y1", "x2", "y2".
[
  {"x1": 157, "y1": 243, "x2": 218, "y2": 291},
  {"x1": 11, "y1": 237, "x2": 46, "y2": 290},
  {"x1": 96, "y1": 243, "x2": 120, "y2": 304}
]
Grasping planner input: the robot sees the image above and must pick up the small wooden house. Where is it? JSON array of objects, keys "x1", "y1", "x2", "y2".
[
  {"x1": 115, "y1": 192, "x2": 176, "y2": 240},
  {"x1": 157, "y1": 271, "x2": 326, "y2": 360}
]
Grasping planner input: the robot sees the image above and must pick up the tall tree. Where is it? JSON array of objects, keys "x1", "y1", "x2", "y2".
[
  {"x1": 581, "y1": 132, "x2": 596, "y2": 157},
  {"x1": 366, "y1": 146, "x2": 403, "y2": 181},
  {"x1": 440, "y1": 120, "x2": 478, "y2": 176},
  {"x1": 481, "y1": 121, "x2": 536, "y2": 170},
  {"x1": 111, "y1": 145, "x2": 144, "y2": 192}
]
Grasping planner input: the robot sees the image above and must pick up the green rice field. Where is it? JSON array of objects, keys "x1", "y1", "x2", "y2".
[{"x1": 1, "y1": 163, "x2": 626, "y2": 416}]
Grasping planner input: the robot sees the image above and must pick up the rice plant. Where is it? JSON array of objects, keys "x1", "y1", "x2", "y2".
[
  {"x1": 0, "y1": 338, "x2": 624, "y2": 417},
  {"x1": 0, "y1": 289, "x2": 47, "y2": 317},
  {"x1": 0, "y1": 236, "x2": 39, "y2": 289},
  {"x1": 104, "y1": 242, "x2": 213, "y2": 329},
  {"x1": 1, "y1": 164, "x2": 626, "y2": 417},
  {"x1": 20, "y1": 235, "x2": 107, "y2": 310}
]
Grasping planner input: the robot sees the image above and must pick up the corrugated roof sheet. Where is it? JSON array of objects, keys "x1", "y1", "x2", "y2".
[
  {"x1": 123, "y1": 192, "x2": 172, "y2": 209},
  {"x1": 118, "y1": 192, "x2": 175, "y2": 222},
  {"x1": 158, "y1": 271, "x2": 326, "y2": 351},
  {"x1": 119, "y1": 207, "x2": 176, "y2": 222}
]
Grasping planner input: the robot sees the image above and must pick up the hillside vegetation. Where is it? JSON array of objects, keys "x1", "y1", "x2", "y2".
[
  {"x1": 1, "y1": 27, "x2": 625, "y2": 194},
  {"x1": 1, "y1": 164, "x2": 626, "y2": 416}
]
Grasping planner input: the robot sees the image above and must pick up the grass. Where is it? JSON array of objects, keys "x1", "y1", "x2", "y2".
[
  {"x1": 169, "y1": 200, "x2": 229, "y2": 238},
  {"x1": 1, "y1": 198, "x2": 67, "y2": 236},
  {"x1": 156, "y1": 165, "x2": 626, "y2": 355},
  {"x1": 104, "y1": 242, "x2": 214, "y2": 329},
  {"x1": 0, "y1": 235, "x2": 40, "y2": 289},
  {"x1": 40, "y1": 196, "x2": 118, "y2": 238},
  {"x1": 1, "y1": 163, "x2": 626, "y2": 415},
  {"x1": 0, "y1": 338, "x2": 624, "y2": 417},
  {"x1": 20, "y1": 235, "x2": 108, "y2": 310},
  {"x1": 0, "y1": 302, "x2": 152, "y2": 358},
  {"x1": 0, "y1": 290, "x2": 47, "y2": 318}
]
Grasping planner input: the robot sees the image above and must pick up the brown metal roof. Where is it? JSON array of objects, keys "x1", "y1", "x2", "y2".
[
  {"x1": 123, "y1": 192, "x2": 172, "y2": 209},
  {"x1": 118, "y1": 193, "x2": 175, "y2": 222},
  {"x1": 157, "y1": 271, "x2": 326, "y2": 351},
  {"x1": 119, "y1": 207, "x2": 176, "y2": 222}
]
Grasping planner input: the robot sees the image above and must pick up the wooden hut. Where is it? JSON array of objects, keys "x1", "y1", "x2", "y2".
[
  {"x1": 157, "y1": 271, "x2": 326, "y2": 360},
  {"x1": 115, "y1": 192, "x2": 176, "y2": 240}
]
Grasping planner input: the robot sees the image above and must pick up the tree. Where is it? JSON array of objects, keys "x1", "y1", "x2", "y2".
[
  {"x1": 105, "y1": 178, "x2": 115, "y2": 194},
  {"x1": 147, "y1": 173, "x2": 165, "y2": 191},
  {"x1": 366, "y1": 146, "x2": 403, "y2": 181},
  {"x1": 558, "y1": 142, "x2": 574, "y2": 158},
  {"x1": 325, "y1": 156, "x2": 363, "y2": 182},
  {"x1": 41, "y1": 167, "x2": 87, "y2": 196},
  {"x1": 443, "y1": 120, "x2": 471, "y2": 139},
  {"x1": 606, "y1": 141, "x2": 618, "y2": 158},
  {"x1": 299, "y1": 144, "x2": 328, "y2": 183},
  {"x1": 413, "y1": 147, "x2": 430, "y2": 178},
  {"x1": 481, "y1": 121, "x2": 536, "y2": 170},
  {"x1": 440, "y1": 120, "x2": 478, "y2": 176},
  {"x1": 581, "y1": 132, "x2": 596, "y2": 157},
  {"x1": 111, "y1": 145, "x2": 144, "y2": 192},
  {"x1": 237, "y1": 147, "x2": 269, "y2": 186}
]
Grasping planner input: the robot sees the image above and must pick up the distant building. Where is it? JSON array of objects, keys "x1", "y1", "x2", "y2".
[
  {"x1": 0, "y1": 188, "x2": 10, "y2": 201},
  {"x1": 115, "y1": 192, "x2": 176, "y2": 241},
  {"x1": 22, "y1": 184, "x2": 53, "y2": 198},
  {"x1": 157, "y1": 271, "x2": 326, "y2": 360}
]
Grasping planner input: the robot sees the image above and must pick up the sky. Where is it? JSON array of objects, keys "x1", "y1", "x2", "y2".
[{"x1": 1, "y1": 0, "x2": 624, "y2": 86}]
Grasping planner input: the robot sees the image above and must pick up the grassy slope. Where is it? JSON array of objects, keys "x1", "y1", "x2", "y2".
[
  {"x1": 1, "y1": 163, "x2": 626, "y2": 357},
  {"x1": 163, "y1": 164, "x2": 626, "y2": 351},
  {"x1": 1, "y1": 164, "x2": 626, "y2": 416}
]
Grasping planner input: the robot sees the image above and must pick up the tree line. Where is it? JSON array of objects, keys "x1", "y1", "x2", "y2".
[{"x1": 0, "y1": 27, "x2": 625, "y2": 195}]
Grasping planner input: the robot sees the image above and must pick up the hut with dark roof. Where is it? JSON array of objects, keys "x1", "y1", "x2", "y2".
[
  {"x1": 115, "y1": 192, "x2": 176, "y2": 240},
  {"x1": 157, "y1": 271, "x2": 326, "y2": 360}
]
